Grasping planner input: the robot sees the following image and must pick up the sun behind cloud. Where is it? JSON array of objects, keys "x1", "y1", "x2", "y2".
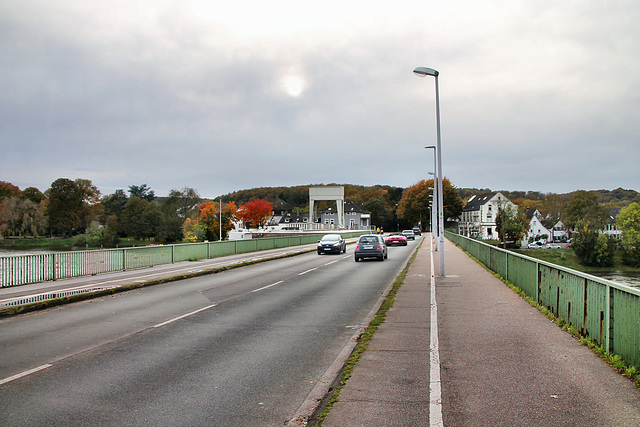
[{"x1": 283, "y1": 76, "x2": 305, "y2": 97}]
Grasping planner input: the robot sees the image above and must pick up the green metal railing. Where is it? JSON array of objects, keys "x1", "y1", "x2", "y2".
[
  {"x1": 0, "y1": 232, "x2": 366, "y2": 289},
  {"x1": 446, "y1": 231, "x2": 640, "y2": 366}
]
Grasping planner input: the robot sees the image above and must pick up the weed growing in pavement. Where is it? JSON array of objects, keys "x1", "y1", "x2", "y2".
[{"x1": 459, "y1": 245, "x2": 640, "y2": 390}]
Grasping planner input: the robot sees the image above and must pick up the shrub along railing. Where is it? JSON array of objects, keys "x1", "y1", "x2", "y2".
[
  {"x1": 445, "y1": 231, "x2": 640, "y2": 367},
  {"x1": 0, "y1": 232, "x2": 367, "y2": 288}
]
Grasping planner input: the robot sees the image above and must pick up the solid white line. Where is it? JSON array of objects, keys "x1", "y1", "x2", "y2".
[
  {"x1": 153, "y1": 304, "x2": 217, "y2": 328},
  {"x1": 298, "y1": 268, "x2": 317, "y2": 275},
  {"x1": 430, "y1": 236, "x2": 444, "y2": 426},
  {"x1": 252, "y1": 281, "x2": 284, "y2": 293},
  {"x1": 0, "y1": 364, "x2": 53, "y2": 385}
]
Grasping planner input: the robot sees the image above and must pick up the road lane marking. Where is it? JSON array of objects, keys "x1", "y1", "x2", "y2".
[
  {"x1": 252, "y1": 281, "x2": 284, "y2": 293},
  {"x1": 298, "y1": 268, "x2": 317, "y2": 275},
  {"x1": 153, "y1": 304, "x2": 217, "y2": 328},
  {"x1": 0, "y1": 364, "x2": 53, "y2": 385}
]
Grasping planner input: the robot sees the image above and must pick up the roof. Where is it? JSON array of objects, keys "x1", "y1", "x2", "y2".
[{"x1": 463, "y1": 192, "x2": 498, "y2": 212}]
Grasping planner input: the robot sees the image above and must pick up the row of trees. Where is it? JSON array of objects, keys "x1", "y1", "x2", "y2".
[
  {"x1": 3, "y1": 179, "x2": 638, "y2": 267},
  {"x1": 0, "y1": 180, "x2": 274, "y2": 246}
]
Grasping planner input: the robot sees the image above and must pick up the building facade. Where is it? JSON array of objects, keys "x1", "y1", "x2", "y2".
[{"x1": 458, "y1": 192, "x2": 516, "y2": 240}]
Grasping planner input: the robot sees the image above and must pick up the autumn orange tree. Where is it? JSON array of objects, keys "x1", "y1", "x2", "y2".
[
  {"x1": 197, "y1": 201, "x2": 237, "y2": 241},
  {"x1": 397, "y1": 178, "x2": 463, "y2": 229},
  {"x1": 237, "y1": 198, "x2": 273, "y2": 229}
]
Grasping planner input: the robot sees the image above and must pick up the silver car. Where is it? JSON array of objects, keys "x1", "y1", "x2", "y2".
[{"x1": 354, "y1": 234, "x2": 388, "y2": 262}]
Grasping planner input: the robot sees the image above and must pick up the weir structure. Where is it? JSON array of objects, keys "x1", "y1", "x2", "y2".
[{"x1": 309, "y1": 186, "x2": 345, "y2": 229}]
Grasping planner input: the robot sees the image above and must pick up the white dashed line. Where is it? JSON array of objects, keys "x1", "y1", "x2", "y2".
[
  {"x1": 252, "y1": 281, "x2": 284, "y2": 293},
  {"x1": 0, "y1": 364, "x2": 53, "y2": 385},
  {"x1": 153, "y1": 304, "x2": 217, "y2": 328},
  {"x1": 298, "y1": 268, "x2": 317, "y2": 276}
]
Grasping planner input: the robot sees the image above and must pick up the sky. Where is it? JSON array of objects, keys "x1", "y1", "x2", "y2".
[{"x1": 1, "y1": 0, "x2": 639, "y2": 199}]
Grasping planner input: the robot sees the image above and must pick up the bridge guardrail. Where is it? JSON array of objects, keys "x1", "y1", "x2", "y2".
[
  {"x1": 445, "y1": 231, "x2": 640, "y2": 367},
  {"x1": 0, "y1": 232, "x2": 368, "y2": 289}
]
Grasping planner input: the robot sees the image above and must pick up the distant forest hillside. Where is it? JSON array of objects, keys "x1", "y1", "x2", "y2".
[
  {"x1": 221, "y1": 184, "x2": 405, "y2": 208},
  {"x1": 459, "y1": 187, "x2": 639, "y2": 208},
  {"x1": 222, "y1": 184, "x2": 639, "y2": 209}
]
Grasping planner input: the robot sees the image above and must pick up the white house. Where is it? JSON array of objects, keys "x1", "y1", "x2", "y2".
[
  {"x1": 551, "y1": 220, "x2": 569, "y2": 242},
  {"x1": 458, "y1": 192, "x2": 517, "y2": 240},
  {"x1": 603, "y1": 207, "x2": 623, "y2": 239},
  {"x1": 525, "y1": 209, "x2": 552, "y2": 243}
]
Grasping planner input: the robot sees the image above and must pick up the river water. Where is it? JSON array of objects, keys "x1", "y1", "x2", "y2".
[{"x1": 589, "y1": 271, "x2": 640, "y2": 288}]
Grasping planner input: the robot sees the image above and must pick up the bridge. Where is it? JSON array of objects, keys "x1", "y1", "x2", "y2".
[{"x1": 1, "y1": 233, "x2": 639, "y2": 425}]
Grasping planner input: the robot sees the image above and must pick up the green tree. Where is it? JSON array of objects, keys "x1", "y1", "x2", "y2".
[
  {"x1": 572, "y1": 220, "x2": 616, "y2": 267},
  {"x1": 495, "y1": 204, "x2": 528, "y2": 247},
  {"x1": 617, "y1": 202, "x2": 640, "y2": 266},
  {"x1": 156, "y1": 216, "x2": 184, "y2": 243},
  {"x1": 102, "y1": 214, "x2": 120, "y2": 246},
  {"x1": 22, "y1": 187, "x2": 45, "y2": 204},
  {"x1": 564, "y1": 190, "x2": 608, "y2": 231},
  {"x1": 540, "y1": 193, "x2": 566, "y2": 227},
  {"x1": 365, "y1": 197, "x2": 394, "y2": 231},
  {"x1": 129, "y1": 184, "x2": 155, "y2": 202},
  {"x1": 163, "y1": 187, "x2": 201, "y2": 219},
  {"x1": 75, "y1": 178, "x2": 101, "y2": 231},
  {"x1": 100, "y1": 189, "x2": 129, "y2": 235},
  {"x1": 47, "y1": 178, "x2": 83, "y2": 236},
  {"x1": 121, "y1": 197, "x2": 160, "y2": 240}
]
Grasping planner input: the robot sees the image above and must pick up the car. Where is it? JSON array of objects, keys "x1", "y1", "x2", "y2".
[
  {"x1": 412, "y1": 227, "x2": 422, "y2": 236},
  {"x1": 386, "y1": 233, "x2": 408, "y2": 246},
  {"x1": 527, "y1": 241, "x2": 547, "y2": 249},
  {"x1": 317, "y1": 234, "x2": 346, "y2": 254},
  {"x1": 401, "y1": 230, "x2": 416, "y2": 240},
  {"x1": 548, "y1": 243, "x2": 561, "y2": 249},
  {"x1": 354, "y1": 234, "x2": 388, "y2": 261}
]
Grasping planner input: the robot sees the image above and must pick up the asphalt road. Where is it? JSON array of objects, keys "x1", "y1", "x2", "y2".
[{"x1": 0, "y1": 237, "x2": 420, "y2": 426}]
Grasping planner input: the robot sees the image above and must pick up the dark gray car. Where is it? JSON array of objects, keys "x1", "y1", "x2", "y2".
[
  {"x1": 317, "y1": 234, "x2": 347, "y2": 254},
  {"x1": 354, "y1": 234, "x2": 388, "y2": 262}
]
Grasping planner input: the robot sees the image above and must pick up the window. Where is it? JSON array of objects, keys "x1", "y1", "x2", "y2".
[{"x1": 487, "y1": 228, "x2": 492, "y2": 235}]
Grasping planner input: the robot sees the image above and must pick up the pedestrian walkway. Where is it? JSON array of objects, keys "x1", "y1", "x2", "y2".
[{"x1": 322, "y1": 236, "x2": 640, "y2": 426}]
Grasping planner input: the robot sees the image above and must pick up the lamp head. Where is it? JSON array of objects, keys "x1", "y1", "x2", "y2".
[{"x1": 413, "y1": 67, "x2": 439, "y2": 77}]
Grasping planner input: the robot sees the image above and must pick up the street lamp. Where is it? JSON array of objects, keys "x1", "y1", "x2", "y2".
[
  {"x1": 425, "y1": 145, "x2": 437, "y2": 246},
  {"x1": 414, "y1": 66, "x2": 445, "y2": 275}
]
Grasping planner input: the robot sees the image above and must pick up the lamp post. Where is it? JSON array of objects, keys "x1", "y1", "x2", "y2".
[
  {"x1": 428, "y1": 192, "x2": 436, "y2": 249},
  {"x1": 414, "y1": 66, "x2": 445, "y2": 275},
  {"x1": 425, "y1": 145, "x2": 437, "y2": 247}
]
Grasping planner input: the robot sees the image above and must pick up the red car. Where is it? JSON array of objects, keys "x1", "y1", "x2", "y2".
[{"x1": 385, "y1": 234, "x2": 408, "y2": 246}]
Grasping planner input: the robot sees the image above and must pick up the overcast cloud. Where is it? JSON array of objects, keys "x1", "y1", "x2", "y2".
[{"x1": 1, "y1": 0, "x2": 638, "y2": 199}]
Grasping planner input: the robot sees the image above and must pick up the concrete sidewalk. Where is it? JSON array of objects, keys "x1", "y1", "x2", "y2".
[
  {"x1": 322, "y1": 236, "x2": 432, "y2": 426},
  {"x1": 322, "y1": 236, "x2": 640, "y2": 426}
]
